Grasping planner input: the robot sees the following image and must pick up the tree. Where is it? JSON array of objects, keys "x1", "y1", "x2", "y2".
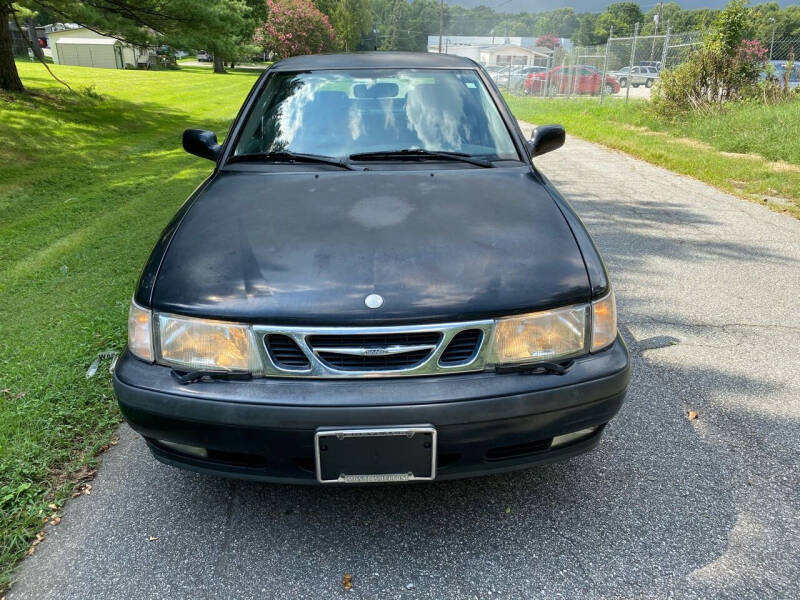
[
  {"x1": 0, "y1": 0, "x2": 256, "y2": 90},
  {"x1": 494, "y1": 19, "x2": 529, "y2": 38},
  {"x1": 575, "y1": 13, "x2": 600, "y2": 46},
  {"x1": 534, "y1": 7, "x2": 579, "y2": 38},
  {"x1": 0, "y1": 3, "x2": 22, "y2": 90},
  {"x1": 254, "y1": 0, "x2": 336, "y2": 59},
  {"x1": 330, "y1": 0, "x2": 371, "y2": 52},
  {"x1": 595, "y1": 2, "x2": 644, "y2": 39},
  {"x1": 369, "y1": 0, "x2": 438, "y2": 52}
]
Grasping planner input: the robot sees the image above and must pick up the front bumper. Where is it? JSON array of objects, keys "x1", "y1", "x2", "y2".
[{"x1": 113, "y1": 336, "x2": 631, "y2": 483}]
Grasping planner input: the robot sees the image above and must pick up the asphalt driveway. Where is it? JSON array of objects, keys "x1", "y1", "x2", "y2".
[{"x1": 8, "y1": 123, "x2": 799, "y2": 599}]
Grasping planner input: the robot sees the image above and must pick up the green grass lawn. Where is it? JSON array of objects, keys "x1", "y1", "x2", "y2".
[
  {"x1": 505, "y1": 96, "x2": 800, "y2": 219},
  {"x1": 0, "y1": 61, "x2": 258, "y2": 591}
]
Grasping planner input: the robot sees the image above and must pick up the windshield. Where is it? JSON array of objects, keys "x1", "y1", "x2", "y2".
[{"x1": 233, "y1": 69, "x2": 519, "y2": 162}]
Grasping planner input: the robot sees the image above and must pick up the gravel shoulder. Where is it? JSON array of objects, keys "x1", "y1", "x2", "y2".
[{"x1": 8, "y1": 123, "x2": 799, "y2": 600}]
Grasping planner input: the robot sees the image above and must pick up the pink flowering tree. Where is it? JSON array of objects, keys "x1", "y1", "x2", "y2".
[
  {"x1": 534, "y1": 34, "x2": 561, "y2": 50},
  {"x1": 254, "y1": 0, "x2": 337, "y2": 59}
]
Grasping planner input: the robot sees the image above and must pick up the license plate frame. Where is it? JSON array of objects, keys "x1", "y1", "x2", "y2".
[{"x1": 314, "y1": 426, "x2": 437, "y2": 484}]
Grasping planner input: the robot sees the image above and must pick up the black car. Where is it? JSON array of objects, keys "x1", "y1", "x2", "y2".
[{"x1": 114, "y1": 52, "x2": 630, "y2": 484}]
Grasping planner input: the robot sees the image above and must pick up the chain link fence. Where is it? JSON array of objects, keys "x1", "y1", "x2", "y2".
[
  {"x1": 488, "y1": 30, "x2": 705, "y2": 101},
  {"x1": 767, "y1": 39, "x2": 799, "y2": 61},
  {"x1": 488, "y1": 30, "x2": 799, "y2": 102}
]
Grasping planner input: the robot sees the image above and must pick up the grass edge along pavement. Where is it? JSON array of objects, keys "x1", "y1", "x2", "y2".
[
  {"x1": 505, "y1": 95, "x2": 800, "y2": 220},
  {"x1": 0, "y1": 60, "x2": 259, "y2": 593}
]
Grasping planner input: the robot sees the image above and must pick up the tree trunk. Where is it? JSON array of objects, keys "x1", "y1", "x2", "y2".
[
  {"x1": 26, "y1": 17, "x2": 44, "y2": 61},
  {"x1": 213, "y1": 55, "x2": 226, "y2": 73},
  {"x1": 0, "y1": 4, "x2": 24, "y2": 91}
]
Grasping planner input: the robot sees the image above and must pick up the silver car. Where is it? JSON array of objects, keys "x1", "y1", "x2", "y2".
[
  {"x1": 489, "y1": 65, "x2": 546, "y2": 92},
  {"x1": 613, "y1": 66, "x2": 658, "y2": 88}
]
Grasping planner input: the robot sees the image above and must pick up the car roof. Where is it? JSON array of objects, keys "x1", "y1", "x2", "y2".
[{"x1": 269, "y1": 51, "x2": 479, "y2": 71}]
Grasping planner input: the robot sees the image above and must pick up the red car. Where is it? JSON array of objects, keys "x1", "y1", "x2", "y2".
[{"x1": 525, "y1": 65, "x2": 620, "y2": 96}]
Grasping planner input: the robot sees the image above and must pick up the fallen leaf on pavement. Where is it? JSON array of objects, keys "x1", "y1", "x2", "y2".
[
  {"x1": 342, "y1": 573, "x2": 352, "y2": 590},
  {"x1": 148, "y1": 536, "x2": 158, "y2": 542},
  {"x1": 687, "y1": 410, "x2": 699, "y2": 421},
  {"x1": 51, "y1": 517, "x2": 61, "y2": 526}
]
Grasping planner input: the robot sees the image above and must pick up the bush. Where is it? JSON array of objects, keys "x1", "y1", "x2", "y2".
[
  {"x1": 652, "y1": 0, "x2": 772, "y2": 115},
  {"x1": 253, "y1": 0, "x2": 336, "y2": 59}
]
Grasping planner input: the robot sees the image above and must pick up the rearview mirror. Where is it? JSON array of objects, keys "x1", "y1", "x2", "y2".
[
  {"x1": 529, "y1": 125, "x2": 565, "y2": 158},
  {"x1": 183, "y1": 129, "x2": 221, "y2": 161}
]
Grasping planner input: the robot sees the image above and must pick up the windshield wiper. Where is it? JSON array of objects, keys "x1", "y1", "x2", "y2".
[
  {"x1": 228, "y1": 151, "x2": 355, "y2": 170},
  {"x1": 349, "y1": 149, "x2": 494, "y2": 168}
]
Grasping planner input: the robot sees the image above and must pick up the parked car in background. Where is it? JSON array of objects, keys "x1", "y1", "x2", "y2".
[
  {"x1": 638, "y1": 60, "x2": 661, "y2": 71},
  {"x1": 114, "y1": 52, "x2": 630, "y2": 485},
  {"x1": 196, "y1": 50, "x2": 212, "y2": 62},
  {"x1": 761, "y1": 60, "x2": 800, "y2": 89},
  {"x1": 611, "y1": 65, "x2": 658, "y2": 88},
  {"x1": 488, "y1": 65, "x2": 547, "y2": 92},
  {"x1": 525, "y1": 65, "x2": 620, "y2": 95}
]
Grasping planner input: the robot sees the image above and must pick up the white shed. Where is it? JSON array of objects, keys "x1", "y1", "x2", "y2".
[{"x1": 49, "y1": 27, "x2": 141, "y2": 69}]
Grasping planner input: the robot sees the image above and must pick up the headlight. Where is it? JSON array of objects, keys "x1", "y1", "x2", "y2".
[
  {"x1": 128, "y1": 300, "x2": 153, "y2": 361},
  {"x1": 591, "y1": 292, "x2": 617, "y2": 352},
  {"x1": 157, "y1": 314, "x2": 260, "y2": 372},
  {"x1": 492, "y1": 305, "x2": 588, "y2": 364}
]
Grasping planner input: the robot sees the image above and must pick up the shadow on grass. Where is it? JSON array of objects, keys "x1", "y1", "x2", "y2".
[
  {"x1": 177, "y1": 65, "x2": 265, "y2": 77},
  {"x1": 0, "y1": 88, "x2": 234, "y2": 250},
  {"x1": 1, "y1": 88, "x2": 201, "y2": 164}
]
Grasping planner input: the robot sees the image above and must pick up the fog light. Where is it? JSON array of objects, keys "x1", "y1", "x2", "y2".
[
  {"x1": 157, "y1": 440, "x2": 208, "y2": 458},
  {"x1": 551, "y1": 426, "x2": 599, "y2": 448}
]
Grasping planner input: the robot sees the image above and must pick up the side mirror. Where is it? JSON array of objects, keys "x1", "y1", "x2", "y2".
[
  {"x1": 182, "y1": 129, "x2": 221, "y2": 161},
  {"x1": 529, "y1": 124, "x2": 565, "y2": 158}
]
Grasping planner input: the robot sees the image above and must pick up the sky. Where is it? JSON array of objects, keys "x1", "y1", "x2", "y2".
[{"x1": 447, "y1": 1, "x2": 797, "y2": 13}]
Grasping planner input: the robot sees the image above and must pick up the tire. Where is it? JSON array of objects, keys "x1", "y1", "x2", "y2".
[
  {"x1": 605, "y1": 83, "x2": 616, "y2": 95},
  {"x1": 619, "y1": 78, "x2": 627, "y2": 88},
  {"x1": 632, "y1": 83, "x2": 639, "y2": 88},
  {"x1": 645, "y1": 79, "x2": 654, "y2": 88}
]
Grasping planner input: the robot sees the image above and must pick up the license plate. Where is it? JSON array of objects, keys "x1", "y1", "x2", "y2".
[{"x1": 314, "y1": 426, "x2": 437, "y2": 483}]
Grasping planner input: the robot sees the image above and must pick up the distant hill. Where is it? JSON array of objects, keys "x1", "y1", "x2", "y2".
[{"x1": 446, "y1": 0, "x2": 795, "y2": 14}]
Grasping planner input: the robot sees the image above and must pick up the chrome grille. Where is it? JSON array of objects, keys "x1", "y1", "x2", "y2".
[
  {"x1": 252, "y1": 320, "x2": 494, "y2": 378},
  {"x1": 308, "y1": 332, "x2": 441, "y2": 371}
]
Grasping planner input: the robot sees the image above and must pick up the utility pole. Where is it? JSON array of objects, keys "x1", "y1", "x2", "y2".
[
  {"x1": 650, "y1": 2, "x2": 662, "y2": 59},
  {"x1": 655, "y1": 2, "x2": 662, "y2": 35},
  {"x1": 439, "y1": 0, "x2": 444, "y2": 53},
  {"x1": 626, "y1": 22, "x2": 639, "y2": 104},
  {"x1": 600, "y1": 26, "x2": 613, "y2": 105},
  {"x1": 769, "y1": 18, "x2": 776, "y2": 60}
]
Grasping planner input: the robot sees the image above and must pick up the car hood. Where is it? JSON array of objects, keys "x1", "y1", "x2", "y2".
[{"x1": 150, "y1": 168, "x2": 590, "y2": 325}]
